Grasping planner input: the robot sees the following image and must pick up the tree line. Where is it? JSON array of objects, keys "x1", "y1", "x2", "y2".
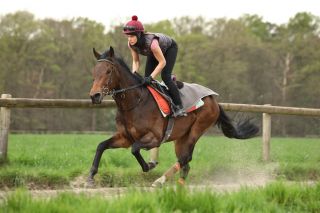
[{"x1": 0, "y1": 11, "x2": 319, "y2": 136}]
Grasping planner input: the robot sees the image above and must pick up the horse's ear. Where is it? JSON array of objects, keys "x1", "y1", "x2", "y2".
[
  {"x1": 109, "y1": 46, "x2": 114, "y2": 58},
  {"x1": 93, "y1": 48, "x2": 101, "y2": 60}
]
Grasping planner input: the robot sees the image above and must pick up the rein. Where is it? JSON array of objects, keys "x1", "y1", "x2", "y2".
[
  {"x1": 97, "y1": 58, "x2": 145, "y2": 111},
  {"x1": 97, "y1": 58, "x2": 144, "y2": 97},
  {"x1": 106, "y1": 83, "x2": 144, "y2": 96}
]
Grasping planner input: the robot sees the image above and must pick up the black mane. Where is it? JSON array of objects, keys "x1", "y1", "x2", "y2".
[{"x1": 100, "y1": 50, "x2": 143, "y2": 83}]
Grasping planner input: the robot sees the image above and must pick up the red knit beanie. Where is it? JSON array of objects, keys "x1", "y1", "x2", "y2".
[{"x1": 123, "y1": 15, "x2": 144, "y2": 34}]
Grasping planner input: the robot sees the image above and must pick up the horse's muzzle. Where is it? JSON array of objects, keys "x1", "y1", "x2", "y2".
[{"x1": 90, "y1": 93, "x2": 103, "y2": 104}]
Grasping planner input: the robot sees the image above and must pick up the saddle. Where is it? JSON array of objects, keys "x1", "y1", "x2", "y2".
[{"x1": 147, "y1": 79, "x2": 218, "y2": 117}]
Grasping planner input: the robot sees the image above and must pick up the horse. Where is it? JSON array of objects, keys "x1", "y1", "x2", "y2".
[{"x1": 87, "y1": 46, "x2": 259, "y2": 187}]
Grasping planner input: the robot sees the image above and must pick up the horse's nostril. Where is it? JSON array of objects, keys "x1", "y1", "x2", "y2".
[
  {"x1": 93, "y1": 93, "x2": 101, "y2": 99},
  {"x1": 91, "y1": 93, "x2": 102, "y2": 104}
]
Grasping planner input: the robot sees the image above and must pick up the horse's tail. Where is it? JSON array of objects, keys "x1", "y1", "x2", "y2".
[{"x1": 216, "y1": 104, "x2": 259, "y2": 139}]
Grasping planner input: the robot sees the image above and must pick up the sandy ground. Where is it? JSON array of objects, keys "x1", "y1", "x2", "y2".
[
  {"x1": 0, "y1": 183, "x2": 267, "y2": 202},
  {"x1": 0, "y1": 169, "x2": 274, "y2": 201}
]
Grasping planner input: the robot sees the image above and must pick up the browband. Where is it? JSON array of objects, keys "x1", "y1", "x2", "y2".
[{"x1": 97, "y1": 58, "x2": 115, "y2": 64}]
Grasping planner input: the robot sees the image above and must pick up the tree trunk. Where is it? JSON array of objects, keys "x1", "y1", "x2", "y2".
[{"x1": 281, "y1": 52, "x2": 292, "y2": 136}]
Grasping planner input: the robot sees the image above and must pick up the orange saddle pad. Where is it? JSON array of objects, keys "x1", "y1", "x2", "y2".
[{"x1": 147, "y1": 86, "x2": 171, "y2": 116}]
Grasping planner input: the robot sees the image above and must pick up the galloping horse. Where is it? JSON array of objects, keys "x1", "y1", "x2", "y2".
[{"x1": 88, "y1": 46, "x2": 259, "y2": 187}]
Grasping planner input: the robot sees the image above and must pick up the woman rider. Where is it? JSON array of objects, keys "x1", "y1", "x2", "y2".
[{"x1": 123, "y1": 15, "x2": 185, "y2": 117}]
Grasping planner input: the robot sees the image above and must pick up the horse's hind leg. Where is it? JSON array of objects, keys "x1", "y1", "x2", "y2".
[
  {"x1": 152, "y1": 98, "x2": 218, "y2": 187},
  {"x1": 178, "y1": 163, "x2": 190, "y2": 185},
  {"x1": 151, "y1": 135, "x2": 196, "y2": 187},
  {"x1": 151, "y1": 162, "x2": 181, "y2": 187},
  {"x1": 176, "y1": 102, "x2": 218, "y2": 184},
  {"x1": 175, "y1": 141, "x2": 195, "y2": 185},
  {"x1": 152, "y1": 117, "x2": 214, "y2": 187}
]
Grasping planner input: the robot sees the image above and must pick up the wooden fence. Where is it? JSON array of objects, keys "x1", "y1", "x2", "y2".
[{"x1": 1, "y1": 94, "x2": 320, "y2": 162}]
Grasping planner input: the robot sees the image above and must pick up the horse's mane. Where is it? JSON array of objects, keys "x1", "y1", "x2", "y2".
[{"x1": 100, "y1": 50, "x2": 143, "y2": 83}]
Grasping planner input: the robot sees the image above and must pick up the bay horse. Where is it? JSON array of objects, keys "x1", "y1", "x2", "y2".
[{"x1": 88, "y1": 46, "x2": 259, "y2": 187}]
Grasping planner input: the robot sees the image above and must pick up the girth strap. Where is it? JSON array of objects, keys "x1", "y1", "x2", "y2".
[{"x1": 160, "y1": 117, "x2": 174, "y2": 143}]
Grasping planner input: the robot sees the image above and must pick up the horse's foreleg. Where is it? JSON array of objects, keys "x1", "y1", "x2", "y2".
[
  {"x1": 88, "y1": 138, "x2": 110, "y2": 185},
  {"x1": 87, "y1": 134, "x2": 130, "y2": 187},
  {"x1": 149, "y1": 147, "x2": 159, "y2": 169},
  {"x1": 131, "y1": 142, "x2": 150, "y2": 172},
  {"x1": 131, "y1": 142, "x2": 159, "y2": 172}
]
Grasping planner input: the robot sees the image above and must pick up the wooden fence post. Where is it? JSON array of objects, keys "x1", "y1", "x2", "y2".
[
  {"x1": 0, "y1": 94, "x2": 12, "y2": 161},
  {"x1": 262, "y1": 104, "x2": 271, "y2": 162}
]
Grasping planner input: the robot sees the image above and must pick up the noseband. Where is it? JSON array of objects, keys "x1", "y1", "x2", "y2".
[{"x1": 97, "y1": 59, "x2": 144, "y2": 97}]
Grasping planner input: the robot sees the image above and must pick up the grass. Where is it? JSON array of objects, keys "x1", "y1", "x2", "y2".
[
  {"x1": 1, "y1": 182, "x2": 319, "y2": 212},
  {"x1": 271, "y1": 137, "x2": 320, "y2": 180},
  {"x1": 0, "y1": 134, "x2": 319, "y2": 188}
]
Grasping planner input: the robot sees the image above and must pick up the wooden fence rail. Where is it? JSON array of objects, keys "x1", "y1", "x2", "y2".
[
  {"x1": 0, "y1": 97, "x2": 116, "y2": 108},
  {"x1": 1, "y1": 97, "x2": 320, "y2": 116},
  {"x1": 1, "y1": 94, "x2": 320, "y2": 162}
]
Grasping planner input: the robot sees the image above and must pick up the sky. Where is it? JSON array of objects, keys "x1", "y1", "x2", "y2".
[{"x1": 1, "y1": 0, "x2": 319, "y2": 29}]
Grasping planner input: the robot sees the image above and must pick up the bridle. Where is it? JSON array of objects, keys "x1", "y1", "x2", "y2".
[
  {"x1": 97, "y1": 58, "x2": 144, "y2": 97},
  {"x1": 97, "y1": 58, "x2": 145, "y2": 111}
]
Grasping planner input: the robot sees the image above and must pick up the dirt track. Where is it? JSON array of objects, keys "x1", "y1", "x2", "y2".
[
  {"x1": 0, "y1": 178, "x2": 316, "y2": 201},
  {"x1": 0, "y1": 171, "x2": 272, "y2": 200},
  {"x1": 0, "y1": 183, "x2": 264, "y2": 201}
]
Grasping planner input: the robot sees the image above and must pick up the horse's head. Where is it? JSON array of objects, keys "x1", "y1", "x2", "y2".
[{"x1": 90, "y1": 46, "x2": 119, "y2": 104}]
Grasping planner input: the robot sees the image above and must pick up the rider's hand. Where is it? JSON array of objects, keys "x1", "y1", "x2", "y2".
[{"x1": 143, "y1": 76, "x2": 153, "y2": 85}]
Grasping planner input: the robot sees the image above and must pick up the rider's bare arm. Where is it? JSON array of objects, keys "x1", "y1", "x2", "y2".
[{"x1": 130, "y1": 45, "x2": 140, "y2": 73}]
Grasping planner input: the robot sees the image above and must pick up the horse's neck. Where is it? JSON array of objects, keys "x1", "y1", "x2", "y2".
[
  {"x1": 118, "y1": 71, "x2": 136, "y2": 89},
  {"x1": 114, "y1": 69, "x2": 147, "y2": 110}
]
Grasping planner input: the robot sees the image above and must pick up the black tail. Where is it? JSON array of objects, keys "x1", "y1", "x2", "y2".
[{"x1": 216, "y1": 104, "x2": 259, "y2": 139}]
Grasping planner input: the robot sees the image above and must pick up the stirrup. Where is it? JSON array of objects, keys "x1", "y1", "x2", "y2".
[{"x1": 173, "y1": 108, "x2": 187, "y2": 117}]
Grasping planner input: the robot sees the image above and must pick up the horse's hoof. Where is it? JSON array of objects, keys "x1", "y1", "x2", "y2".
[
  {"x1": 151, "y1": 181, "x2": 162, "y2": 188},
  {"x1": 177, "y1": 178, "x2": 185, "y2": 185},
  {"x1": 86, "y1": 177, "x2": 95, "y2": 188},
  {"x1": 148, "y1": 161, "x2": 158, "y2": 171},
  {"x1": 151, "y1": 176, "x2": 166, "y2": 188},
  {"x1": 142, "y1": 166, "x2": 149, "y2": 172}
]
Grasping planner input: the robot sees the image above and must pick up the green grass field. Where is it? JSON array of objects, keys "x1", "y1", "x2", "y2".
[
  {"x1": 0, "y1": 134, "x2": 319, "y2": 188},
  {"x1": 0, "y1": 134, "x2": 319, "y2": 212}
]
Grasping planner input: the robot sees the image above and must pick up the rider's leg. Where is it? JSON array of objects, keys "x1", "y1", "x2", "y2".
[{"x1": 161, "y1": 41, "x2": 185, "y2": 117}]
